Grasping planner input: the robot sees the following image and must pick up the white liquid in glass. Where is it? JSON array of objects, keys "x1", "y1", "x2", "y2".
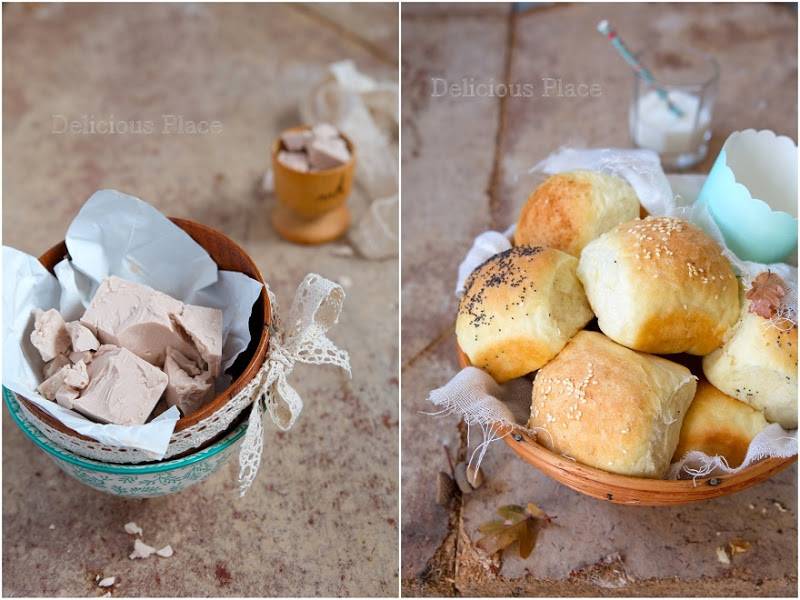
[{"x1": 630, "y1": 89, "x2": 711, "y2": 156}]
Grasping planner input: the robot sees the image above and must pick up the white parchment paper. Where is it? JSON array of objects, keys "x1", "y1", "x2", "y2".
[{"x1": 3, "y1": 190, "x2": 264, "y2": 458}]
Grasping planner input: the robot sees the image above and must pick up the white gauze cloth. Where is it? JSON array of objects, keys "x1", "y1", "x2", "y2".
[
  {"x1": 440, "y1": 147, "x2": 797, "y2": 479},
  {"x1": 301, "y1": 60, "x2": 398, "y2": 259}
]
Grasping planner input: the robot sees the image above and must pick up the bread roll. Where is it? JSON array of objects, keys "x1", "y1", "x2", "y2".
[
  {"x1": 528, "y1": 331, "x2": 696, "y2": 478},
  {"x1": 702, "y1": 273, "x2": 797, "y2": 428},
  {"x1": 456, "y1": 246, "x2": 593, "y2": 383},
  {"x1": 577, "y1": 216, "x2": 740, "y2": 355},
  {"x1": 673, "y1": 382, "x2": 768, "y2": 467},
  {"x1": 514, "y1": 170, "x2": 640, "y2": 257}
]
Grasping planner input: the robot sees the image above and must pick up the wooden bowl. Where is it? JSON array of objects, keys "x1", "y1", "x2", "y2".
[
  {"x1": 18, "y1": 218, "x2": 271, "y2": 444},
  {"x1": 270, "y1": 125, "x2": 355, "y2": 244},
  {"x1": 456, "y1": 342, "x2": 796, "y2": 506}
]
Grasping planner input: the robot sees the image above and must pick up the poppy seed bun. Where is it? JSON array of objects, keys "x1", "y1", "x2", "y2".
[
  {"x1": 673, "y1": 382, "x2": 769, "y2": 467},
  {"x1": 702, "y1": 300, "x2": 797, "y2": 429},
  {"x1": 528, "y1": 331, "x2": 696, "y2": 478},
  {"x1": 577, "y1": 216, "x2": 740, "y2": 355},
  {"x1": 514, "y1": 170, "x2": 640, "y2": 257},
  {"x1": 456, "y1": 246, "x2": 593, "y2": 383}
]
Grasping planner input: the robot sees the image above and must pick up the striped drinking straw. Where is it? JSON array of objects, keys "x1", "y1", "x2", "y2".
[{"x1": 597, "y1": 19, "x2": 684, "y2": 118}]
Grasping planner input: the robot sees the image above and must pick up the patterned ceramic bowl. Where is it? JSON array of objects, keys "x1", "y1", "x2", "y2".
[{"x1": 4, "y1": 387, "x2": 247, "y2": 498}]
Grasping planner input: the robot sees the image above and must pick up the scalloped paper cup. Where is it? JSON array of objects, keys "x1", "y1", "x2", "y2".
[{"x1": 697, "y1": 129, "x2": 797, "y2": 264}]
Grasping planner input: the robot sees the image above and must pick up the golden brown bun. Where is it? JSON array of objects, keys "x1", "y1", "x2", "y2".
[
  {"x1": 673, "y1": 381, "x2": 768, "y2": 467},
  {"x1": 514, "y1": 170, "x2": 640, "y2": 257},
  {"x1": 528, "y1": 331, "x2": 696, "y2": 478},
  {"x1": 703, "y1": 298, "x2": 798, "y2": 429},
  {"x1": 577, "y1": 216, "x2": 740, "y2": 355},
  {"x1": 456, "y1": 246, "x2": 593, "y2": 383}
]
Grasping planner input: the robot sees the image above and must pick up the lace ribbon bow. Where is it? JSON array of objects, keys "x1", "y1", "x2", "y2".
[{"x1": 238, "y1": 273, "x2": 351, "y2": 495}]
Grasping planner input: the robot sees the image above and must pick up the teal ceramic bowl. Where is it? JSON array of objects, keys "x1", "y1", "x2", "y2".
[
  {"x1": 697, "y1": 130, "x2": 797, "y2": 264},
  {"x1": 4, "y1": 387, "x2": 247, "y2": 498}
]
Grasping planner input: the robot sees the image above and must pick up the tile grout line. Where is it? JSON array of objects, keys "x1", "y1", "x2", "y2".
[
  {"x1": 451, "y1": 8, "x2": 518, "y2": 590},
  {"x1": 486, "y1": 6, "x2": 517, "y2": 231},
  {"x1": 290, "y1": 3, "x2": 397, "y2": 67},
  {"x1": 400, "y1": 323, "x2": 454, "y2": 373}
]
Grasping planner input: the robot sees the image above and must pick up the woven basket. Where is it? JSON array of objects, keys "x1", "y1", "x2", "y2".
[
  {"x1": 456, "y1": 343, "x2": 796, "y2": 506},
  {"x1": 16, "y1": 218, "x2": 271, "y2": 464}
]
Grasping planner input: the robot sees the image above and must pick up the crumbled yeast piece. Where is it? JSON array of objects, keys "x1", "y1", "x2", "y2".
[
  {"x1": 308, "y1": 137, "x2": 350, "y2": 170},
  {"x1": 98, "y1": 576, "x2": 116, "y2": 588},
  {"x1": 54, "y1": 385, "x2": 80, "y2": 409},
  {"x1": 65, "y1": 321, "x2": 99, "y2": 352},
  {"x1": 37, "y1": 361, "x2": 89, "y2": 401},
  {"x1": 69, "y1": 350, "x2": 94, "y2": 364},
  {"x1": 156, "y1": 545, "x2": 174, "y2": 558},
  {"x1": 123, "y1": 521, "x2": 143, "y2": 536},
  {"x1": 277, "y1": 150, "x2": 310, "y2": 173},
  {"x1": 30, "y1": 308, "x2": 71, "y2": 362},
  {"x1": 280, "y1": 129, "x2": 313, "y2": 152},
  {"x1": 43, "y1": 354, "x2": 70, "y2": 379},
  {"x1": 716, "y1": 546, "x2": 730, "y2": 565},
  {"x1": 80, "y1": 276, "x2": 199, "y2": 366},
  {"x1": 129, "y1": 538, "x2": 156, "y2": 560},
  {"x1": 170, "y1": 305, "x2": 222, "y2": 377},
  {"x1": 73, "y1": 347, "x2": 167, "y2": 426},
  {"x1": 163, "y1": 347, "x2": 214, "y2": 417}
]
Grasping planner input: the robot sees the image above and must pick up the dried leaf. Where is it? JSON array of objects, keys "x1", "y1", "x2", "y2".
[
  {"x1": 477, "y1": 520, "x2": 507, "y2": 535},
  {"x1": 477, "y1": 520, "x2": 528, "y2": 555},
  {"x1": 497, "y1": 504, "x2": 527, "y2": 522},
  {"x1": 746, "y1": 272, "x2": 786, "y2": 319},
  {"x1": 517, "y1": 520, "x2": 538, "y2": 559},
  {"x1": 476, "y1": 503, "x2": 552, "y2": 559},
  {"x1": 526, "y1": 503, "x2": 553, "y2": 522},
  {"x1": 436, "y1": 472, "x2": 455, "y2": 506},
  {"x1": 728, "y1": 539, "x2": 751, "y2": 555}
]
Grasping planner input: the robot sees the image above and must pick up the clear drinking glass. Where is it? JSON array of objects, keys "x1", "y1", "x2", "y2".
[{"x1": 629, "y1": 48, "x2": 720, "y2": 170}]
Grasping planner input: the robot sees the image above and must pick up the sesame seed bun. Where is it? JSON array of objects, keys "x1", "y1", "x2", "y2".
[
  {"x1": 528, "y1": 331, "x2": 696, "y2": 478},
  {"x1": 577, "y1": 216, "x2": 740, "y2": 355}
]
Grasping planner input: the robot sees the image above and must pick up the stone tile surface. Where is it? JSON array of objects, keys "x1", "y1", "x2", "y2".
[
  {"x1": 403, "y1": 3, "x2": 511, "y2": 18},
  {"x1": 399, "y1": 7, "x2": 509, "y2": 585},
  {"x1": 401, "y1": 2, "x2": 797, "y2": 596},
  {"x1": 304, "y1": 2, "x2": 399, "y2": 63},
  {"x1": 400, "y1": 335, "x2": 462, "y2": 580},
  {"x1": 3, "y1": 3, "x2": 398, "y2": 597},
  {"x1": 495, "y1": 1, "x2": 798, "y2": 227},
  {"x1": 400, "y1": 6, "x2": 509, "y2": 362}
]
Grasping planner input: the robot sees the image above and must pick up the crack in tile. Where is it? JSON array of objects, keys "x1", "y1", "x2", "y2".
[
  {"x1": 486, "y1": 8, "x2": 517, "y2": 230},
  {"x1": 401, "y1": 323, "x2": 455, "y2": 372},
  {"x1": 291, "y1": 3, "x2": 398, "y2": 66}
]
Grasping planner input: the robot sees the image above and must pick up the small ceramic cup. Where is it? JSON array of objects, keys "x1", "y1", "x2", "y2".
[
  {"x1": 697, "y1": 129, "x2": 797, "y2": 264},
  {"x1": 271, "y1": 126, "x2": 356, "y2": 244}
]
